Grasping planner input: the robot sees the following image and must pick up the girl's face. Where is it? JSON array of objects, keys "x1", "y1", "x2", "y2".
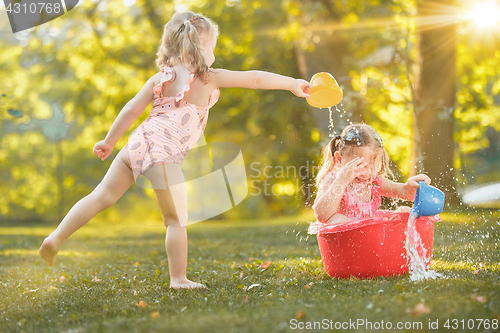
[
  {"x1": 336, "y1": 147, "x2": 383, "y2": 186},
  {"x1": 200, "y1": 30, "x2": 216, "y2": 67}
]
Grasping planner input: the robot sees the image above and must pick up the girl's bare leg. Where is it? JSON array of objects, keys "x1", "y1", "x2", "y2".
[
  {"x1": 39, "y1": 148, "x2": 135, "y2": 265},
  {"x1": 145, "y1": 163, "x2": 206, "y2": 290}
]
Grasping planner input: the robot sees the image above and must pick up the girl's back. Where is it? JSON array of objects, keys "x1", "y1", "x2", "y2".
[{"x1": 153, "y1": 64, "x2": 218, "y2": 108}]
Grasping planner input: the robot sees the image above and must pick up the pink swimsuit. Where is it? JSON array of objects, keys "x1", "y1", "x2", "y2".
[
  {"x1": 125, "y1": 66, "x2": 220, "y2": 178},
  {"x1": 317, "y1": 171, "x2": 382, "y2": 219}
]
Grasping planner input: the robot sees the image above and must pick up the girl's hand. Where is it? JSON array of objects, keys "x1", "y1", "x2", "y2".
[
  {"x1": 290, "y1": 79, "x2": 311, "y2": 98},
  {"x1": 406, "y1": 174, "x2": 431, "y2": 189},
  {"x1": 93, "y1": 140, "x2": 113, "y2": 161},
  {"x1": 395, "y1": 206, "x2": 411, "y2": 213},
  {"x1": 336, "y1": 157, "x2": 367, "y2": 186},
  {"x1": 325, "y1": 213, "x2": 352, "y2": 225}
]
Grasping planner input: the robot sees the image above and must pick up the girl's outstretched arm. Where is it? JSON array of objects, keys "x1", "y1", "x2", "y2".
[
  {"x1": 381, "y1": 174, "x2": 431, "y2": 201},
  {"x1": 93, "y1": 75, "x2": 157, "y2": 160},
  {"x1": 210, "y1": 69, "x2": 311, "y2": 98}
]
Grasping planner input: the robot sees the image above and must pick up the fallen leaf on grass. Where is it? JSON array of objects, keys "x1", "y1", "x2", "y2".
[
  {"x1": 134, "y1": 261, "x2": 141, "y2": 266},
  {"x1": 406, "y1": 303, "x2": 431, "y2": 317},
  {"x1": 243, "y1": 295, "x2": 248, "y2": 303},
  {"x1": 296, "y1": 311, "x2": 306, "y2": 320},
  {"x1": 93, "y1": 276, "x2": 102, "y2": 283},
  {"x1": 304, "y1": 285, "x2": 310, "y2": 289},
  {"x1": 260, "y1": 261, "x2": 272, "y2": 269},
  {"x1": 24, "y1": 288, "x2": 39, "y2": 294},
  {"x1": 471, "y1": 296, "x2": 487, "y2": 304},
  {"x1": 135, "y1": 300, "x2": 148, "y2": 307},
  {"x1": 61, "y1": 328, "x2": 86, "y2": 333},
  {"x1": 151, "y1": 311, "x2": 160, "y2": 319}
]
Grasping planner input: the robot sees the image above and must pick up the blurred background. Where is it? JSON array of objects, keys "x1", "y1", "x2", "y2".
[{"x1": 0, "y1": 0, "x2": 499, "y2": 223}]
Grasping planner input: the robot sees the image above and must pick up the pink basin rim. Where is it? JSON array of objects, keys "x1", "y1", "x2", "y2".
[{"x1": 308, "y1": 210, "x2": 441, "y2": 235}]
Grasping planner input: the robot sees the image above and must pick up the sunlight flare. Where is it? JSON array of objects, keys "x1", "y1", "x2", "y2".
[{"x1": 469, "y1": 2, "x2": 500, "y2": 27}]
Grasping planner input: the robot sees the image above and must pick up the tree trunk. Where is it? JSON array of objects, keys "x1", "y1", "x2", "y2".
[{"x1": 413, "y1": 0, "x2": 460, "y2": 204}]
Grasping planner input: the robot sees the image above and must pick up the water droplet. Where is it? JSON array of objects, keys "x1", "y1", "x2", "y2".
[{"x1": 328, "y1": 107, "x2": 334, "y2": 137}]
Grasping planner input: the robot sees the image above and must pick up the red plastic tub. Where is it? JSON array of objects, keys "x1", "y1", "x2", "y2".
[{"x1": 309, "y1": 211, "x2": 441, "y2": 279}]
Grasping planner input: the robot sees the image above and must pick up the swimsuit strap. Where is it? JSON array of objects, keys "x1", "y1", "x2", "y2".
[
  {"x1": 153, "y1": 65, "x2": 195, "y2": 101},
  {"x1": 207, "y1": 87, "x2": 220, "y2": 108},
  {"x1": 174, "y1": 67, "x2": 220, "y2": 106},
  {"x1": 174, "y1": 71, "x2": 196, "y2": 103},
  {"x1": 153, "y1": 66, "x2": 175, "y2": 99}
]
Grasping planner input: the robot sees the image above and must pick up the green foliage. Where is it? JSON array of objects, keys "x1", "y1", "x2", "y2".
[{"x1": 0, "y1": 0, "x2": 499, "y2": 221}]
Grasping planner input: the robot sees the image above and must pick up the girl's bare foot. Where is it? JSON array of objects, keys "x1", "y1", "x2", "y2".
[
  {"x1": 39, "y1": 237, "x2": 61, "y2": 266},
  {"x1": 170, "y1": 278, "x2": 207, "y2": 290}
]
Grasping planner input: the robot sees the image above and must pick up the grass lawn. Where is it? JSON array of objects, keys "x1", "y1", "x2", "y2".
[{"x1": 0, "y1": 209, "x2": 499, "y2": 332}]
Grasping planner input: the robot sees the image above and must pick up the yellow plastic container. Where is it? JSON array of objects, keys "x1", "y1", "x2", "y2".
[{"x1": 306, "y1": 72, "x2": 343, "y2": 108}]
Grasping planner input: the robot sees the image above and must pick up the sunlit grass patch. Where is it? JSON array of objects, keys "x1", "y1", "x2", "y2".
[
  {"x1": 0, "y1": 226, "x2": 55, "y2": 236},
  {"x1": 432, "y1": 259, "x2": 500, "y2": 273},
  {"x1": 439, "y1": 208, "x2": 500, "y2": 223}
]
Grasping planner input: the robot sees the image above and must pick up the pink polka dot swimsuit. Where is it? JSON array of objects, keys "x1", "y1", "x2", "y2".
[{"x1": 125, "y1": 66, "x2": 220, "y2": 178}]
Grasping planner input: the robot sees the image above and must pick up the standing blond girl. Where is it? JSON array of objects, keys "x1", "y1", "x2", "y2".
[
  {"x1": 313, "y1": 123, "x2": 431, "y2": 225},
  {"x1": 40, "y1": 11, "x2": 311, "y2": 289}
]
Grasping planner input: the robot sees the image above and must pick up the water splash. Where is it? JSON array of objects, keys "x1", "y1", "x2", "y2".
[
  {"x1": 327, "y1": 102, "x2": 356, "y2": 135},
  {"x1": 345, "y1": 182, "x2": 376, "y2": 219},
  {"x1": 405, "y1": 210, "x2": 443, "y2": 281},
  {"x1": 328, "y1": 107, "x2": 334, "y2": 138}
]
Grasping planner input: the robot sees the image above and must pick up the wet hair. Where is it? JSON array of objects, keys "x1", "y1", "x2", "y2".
[
  {"x1": 155, "y1": 11, "x2": 219, "y2": 82},
  {"x1": 315, "y1": 123, "x2": 394, "y2": 188}
]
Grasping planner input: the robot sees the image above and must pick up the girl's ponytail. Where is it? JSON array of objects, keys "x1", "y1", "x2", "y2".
[
  {"x1": 330, "y1": 135, "x2": 342, "y2": 157},
  {"x1": 156, "y1": 12, "x2": 219, "y2": 82},
  {"x1": 179, "y1": 19, "x2": 208, "y2": 80}
]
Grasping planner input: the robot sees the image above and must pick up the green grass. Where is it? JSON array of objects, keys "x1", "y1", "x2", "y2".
[{"x1": 0, "y1": 210, "x2": 499, "y2": 333}]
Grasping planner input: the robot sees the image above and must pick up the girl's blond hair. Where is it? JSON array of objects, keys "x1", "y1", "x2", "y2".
[
  {"x1": 155, "y1": 12, "x2": 219, "y2": 82},
  {"x1": 315, "y1": 123, "x2": 394, "y2": 188}
]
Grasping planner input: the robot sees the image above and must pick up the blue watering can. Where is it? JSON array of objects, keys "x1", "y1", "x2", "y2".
[{"x1": 411, "y1": 181, "x2": 445, "y2": 218}]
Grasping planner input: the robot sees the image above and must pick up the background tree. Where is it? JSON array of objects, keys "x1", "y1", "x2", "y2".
[{"x1": 413, "y1": 0, "x2": 458, "y2": 203}]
